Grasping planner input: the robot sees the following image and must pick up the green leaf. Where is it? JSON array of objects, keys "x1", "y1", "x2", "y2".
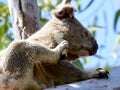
[
  {"x1": 104, "y1": 62, "x2": 111, "y2": 72},
  {"x1": 40, "y1": 17, "x2": 48, "y2": 26},
  {"x1": 72, "y1": 59, "x2": 83, "y2": 69},
  {"x1": 83, "y1": 58, "x2": 90, "y2": 64},
  {"x1": 76, "y1": 0, "x2": 81, "y2": 11},
  {"x1": 116, "y1": 34, "x2": 120, "y2": 44},
  {"x1": 0, "y1": 3, "x2": 12, "y2": 50},
  {"x1": 88, "y1": 26, "x2": 103, "y2": 32},
  {"x1": 79, "y1": 0, "x2": 94, "y2": 12},
  {"x1": 0, "y1": 2, "x2": 9, "y2": 16},
  {"x1": 114, "y1": 10, "x2": 120, "y2": 31}
]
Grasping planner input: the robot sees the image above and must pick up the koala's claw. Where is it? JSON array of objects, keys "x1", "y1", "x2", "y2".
[
  {"x1": 58, "y1": 40, "x2": 69, "y2": 61},
  {"x1": 60, "y1": 40, "x2": 69, "y2": 49},
  {"x1": 96, "y1": 68, "x2": 109, "y2": 79}
]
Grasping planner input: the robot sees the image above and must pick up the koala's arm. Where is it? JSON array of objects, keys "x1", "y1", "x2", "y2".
[
  {"x1": 43, "y1": 61, "x2": 108, "y2": 84},
  {"x1": 7, "y1": 40, "x2": 68, "y2": 64}
]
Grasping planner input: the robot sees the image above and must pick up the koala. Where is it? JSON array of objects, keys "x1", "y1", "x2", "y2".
[
  {"x1": 27, "y1": 0, "x2": 108, "y2": 88},
  {"x1": 0, "y1": 0, "x2": 109, "y2": 90}
]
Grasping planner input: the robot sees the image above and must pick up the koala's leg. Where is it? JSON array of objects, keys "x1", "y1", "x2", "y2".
[{"x1": 43, "y1": 60, "x2": 109, "y2": 85}]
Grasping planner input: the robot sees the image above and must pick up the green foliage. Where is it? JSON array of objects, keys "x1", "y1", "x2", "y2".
[
  {"x1": 77, "y1": 0, "x2": 94, "y2": 12},
  {"x1": 76, "y1": 0, "x2": 81, "y2": 11},
  {"x1": 116, "y1": 34, "x2": 120, "y2": 44},
  {"x1": 114, "y1": 10, "x2": 120, "y2": 31},
  {"x1": 37, "y1": 0, "x2": 62, "y2": 25},
  {"x1": 0, "y1": 2, "x2": 13, "y2": 50},
  {"x1": 72, "y1": 59, "x2": 83, "y2": 69},
  {"x1": 104, "y1": 63, "x2": 112, "y2": 72}
]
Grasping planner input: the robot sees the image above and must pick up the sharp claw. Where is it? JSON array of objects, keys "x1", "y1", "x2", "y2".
[
  {"x1": 106, "y1": 71, "x2": 110, "y2": 79},
  {"x1": 106, "y1": 71, "x2": 110, "y2": 74},
  {"x1": 106, "y1": 74, "x2": 109, "y2": 79},
  {"x1": 96, "y1": 68, "x2": 102, "y2": 71},
  {"x1": 96, "y1": 68, "x2": 109, "y2": 79},
  {"x1": 105, "y1": 72, "x2": 109, "y2": 79}
]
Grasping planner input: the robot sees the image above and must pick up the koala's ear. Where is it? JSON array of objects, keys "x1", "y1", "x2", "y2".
[
  {"x1": 61, "y1": 0, "x2": 71, "y2": 5},
  {"x1": 51, "y1": 4, "x2": 75, "y2": 20}
]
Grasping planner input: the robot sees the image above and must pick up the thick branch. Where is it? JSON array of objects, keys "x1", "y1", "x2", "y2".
[{"x1": 8, "y1": 0, "x2": 40, "y2": 39}]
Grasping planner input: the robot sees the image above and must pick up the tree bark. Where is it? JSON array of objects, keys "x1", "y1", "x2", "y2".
[{"x1": 8, "y1": 0, "x2": 40, "y2": 39}]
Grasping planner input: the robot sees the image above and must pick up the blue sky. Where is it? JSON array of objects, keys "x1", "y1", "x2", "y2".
[{"x1": 75, "y1": 0, "x2": 120, "y2": 68}]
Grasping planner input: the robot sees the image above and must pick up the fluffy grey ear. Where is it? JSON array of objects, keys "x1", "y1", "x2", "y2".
[
  {"x1": 52, "y1": 4, "x2": 75, "y2": 20},
  {"x1": 61, "y1": 0, "x2": 71, "y2": 4}
]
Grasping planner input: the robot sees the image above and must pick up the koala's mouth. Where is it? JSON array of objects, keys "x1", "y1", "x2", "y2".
[
  {"x1": 77, "y1": 45, "x2": 93, "y2": 56},
  {"x1": 66, "y1": 45, "x2": 98, "y2": 60},
  {"x1": 66, "y1": 41, "x2": 98, "y2": 60},
  {"x1": 78, "y1": 48, "x2": 90, "y2": 56},
  {"x1": 66, "y1": 47, "x2": 91, "y2": 60},
  {"x1": 79, "y1": 45, "x2": 98, "y2": 56},
  {"x1": 78, "y1": 41, "x2": 98, "y2": 56}
]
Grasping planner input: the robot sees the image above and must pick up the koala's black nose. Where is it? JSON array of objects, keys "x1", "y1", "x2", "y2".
[{"x1": 90, "y1": 40, "x2": 98, "y2": 55}]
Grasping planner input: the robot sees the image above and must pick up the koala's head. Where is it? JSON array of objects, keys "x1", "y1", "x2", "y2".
[
  {"x1": 50, "y1": 0, "x2": 98, "y2": 60},
  {"x1": 29, "y1": 0, "x2": 98, "y2": 61}
]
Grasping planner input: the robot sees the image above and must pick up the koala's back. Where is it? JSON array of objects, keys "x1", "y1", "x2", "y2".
[{"x1": 28, "y1": 19, "x2": 61, "y2": 48}]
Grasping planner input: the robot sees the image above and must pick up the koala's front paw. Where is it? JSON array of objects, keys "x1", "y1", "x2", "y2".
[
  {"x1": 60, "y1": 40, "x2": 69, "y2": 49},
  {"x1": 57, "y1": 40, "x2": 69, "y2": 61},
  {"x1": 96, "y1": 68, "x2": 109, "y2": 79}
]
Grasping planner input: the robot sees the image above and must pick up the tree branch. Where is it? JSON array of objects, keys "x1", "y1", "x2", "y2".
[{"x1": 8, "y1": 0, "x2": 40, "y2": 39}]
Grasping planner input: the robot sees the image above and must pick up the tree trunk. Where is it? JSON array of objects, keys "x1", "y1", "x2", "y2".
[{"x1": 8, "y1": 0, "x2": 40, "y2": 39}]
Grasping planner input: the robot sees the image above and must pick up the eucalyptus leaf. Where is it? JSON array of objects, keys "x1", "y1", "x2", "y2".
[
  {"x1": 72, "y1": 59, "x2": 83, "y2": 69},
  {"x1": 79, "y1": 0, "x2": 94, "y2": 12},
  {"x1": 114, "y1": 10, "x2": 120, "y2": 31}
]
